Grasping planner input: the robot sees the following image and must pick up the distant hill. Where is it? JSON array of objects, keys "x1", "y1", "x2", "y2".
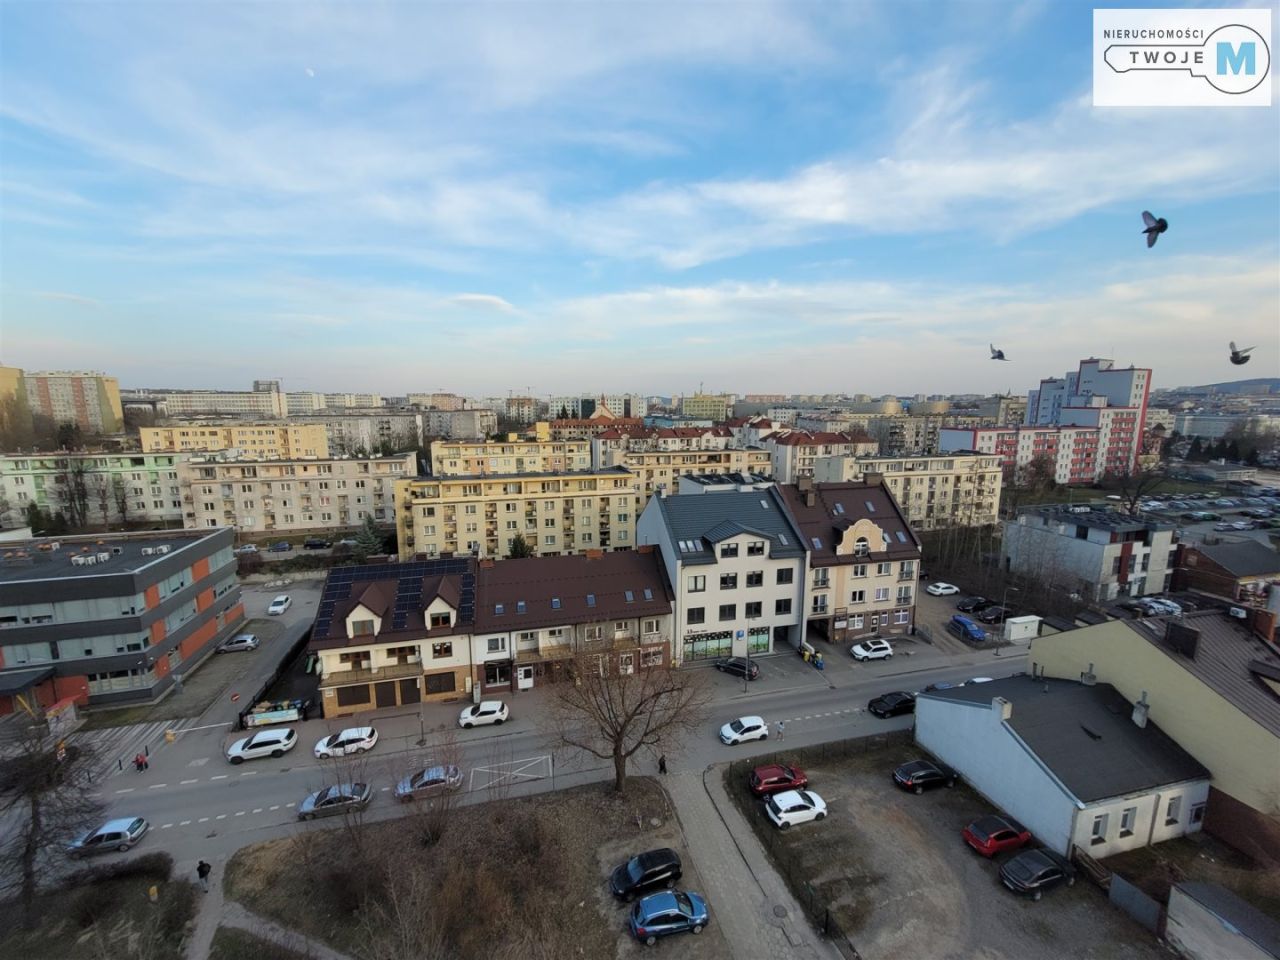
[{"x1": 1169, "y1": 378, "x2": 1280, "y2": 395}]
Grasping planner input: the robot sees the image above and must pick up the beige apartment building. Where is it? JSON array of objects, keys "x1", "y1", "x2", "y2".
[
  {"x1": 680, "y1": 393, "x2": 732, "y2": 421},
  {"x1": 601, "y1": 447, "x2": 774, "y2": 511},
  {"x1": 429, "y1": 439, "x2": 592, "y2": 476},
  {"x1": 154, "y1": 388, "x2": 289, "y2": 418},
  {"x1": 180, "y1": 453, "x2": 415, "y2": 534},
  {"x1": 396, "y1": 467, "x2": 637, "y2": 560},
  {"x1": 814, "y1": 453, "x2": 1003, "y2": 530},
  {"x1": 20, "y1": 370, "x2": 124, "y2": 434},
  {"x1": 140, "y1": 422, "x2": 330, "y2": 458}
]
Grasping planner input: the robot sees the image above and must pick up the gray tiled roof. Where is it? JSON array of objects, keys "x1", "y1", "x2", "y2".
[
  {"x1": 656, "y1": 486, "x2": 807, "y2": 566},
  {"x1": 1195, "y1": 539, "x2": 1280, "y2": 578},
  {"x1": 920, "y1": 676, "x2": 1210, "y2": 802},
  {"x1": 1174, "y1": 882, "x2": 1280, "y2": 955}
]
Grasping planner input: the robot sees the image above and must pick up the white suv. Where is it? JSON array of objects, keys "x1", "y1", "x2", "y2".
[
  {"x1": 227, "y1": 727, "x2": 297, "y2": 764},
  {"x1": 314, "y1": 726, "x2": 379, "y2": 758}
]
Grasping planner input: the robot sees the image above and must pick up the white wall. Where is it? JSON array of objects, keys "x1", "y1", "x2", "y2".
[
  {"x1": 1165, "y1": 886, "x2": 1276, "y2": 960},
  {"x1": 1071, "y1": 780, "x2": 1210, "y2": 858}
]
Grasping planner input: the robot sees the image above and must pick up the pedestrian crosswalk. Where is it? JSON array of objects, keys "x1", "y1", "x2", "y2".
[{"x1": 71, "y1": 717, "x2": 194, "y2": 781}]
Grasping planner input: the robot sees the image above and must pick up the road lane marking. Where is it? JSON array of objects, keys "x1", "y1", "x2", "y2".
[
  {"x1": 252, "y1": 808, "x2": 263, "y2": 813},
  {"x1": 149, "y1": 784, "x2": 167, "y2": 789},
  {"x1": 235, "y1": 811, "x2": 245, "y2": 816},
  {"x1": 180, "y1": 779, "x2": 198, "y2": 784},
  {"x1": 285, "y1": 802, "x2": 295, "y2": 807},
  {"x1": 216, "y1": 814, "x2": 227, "y2": 820},
  {"x1": 198, "y1": 817, "x2": 209, "y2": 823},
  {"x1": 180, "y1": 820, "x2": 191, "y2": 826},
  {"x1": 269, "y1": 805, "x2": 280, "y2": 811},
  {"x1": 210, "y1": 774, "x2": 228, "y2": 780},
  {"x1": 161, "y1": 824, "x2": 173, "y2": 829},
  {"x1": 115, "y1": 788, "x2": 135, "y2": 794},
  {"x1": 380, "y1": 786, "x2": 390, "y2": 791},
  {"x1": 240, "y1": 771, "x2": 257, "y2": 776}
]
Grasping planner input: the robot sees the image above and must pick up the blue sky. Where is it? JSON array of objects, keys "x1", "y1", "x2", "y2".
[{"x1": 1, "y1": 0, "x2": 1277, "y2": 397}]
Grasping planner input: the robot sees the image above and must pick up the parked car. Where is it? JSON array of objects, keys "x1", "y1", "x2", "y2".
[
  {"x1": 867, "y1": 691, "x2": 916, "y2": 718},
  {"x1": 850, "y1": 638, "x2": 893, "y2": 661},
  {"x1": 226, "y1": 727, "x2": 297, "y2": 764},
  {"x1": 765, "y1": 789, "x2": 827, "y2": 830},
  {"x1": 234, "y1": 544, "x2": 259, "y2": 554},
  {"x1": 921, "y1": 680, "x2": 957, "y2": 693},
  {"x1": 1213, "y1": 521, "x2": 1236, "y2": 531},
  {"x1": 267, "y1": 595, "x2": 292, "y2": 615},
  {"x1": 268, "y1": 541, "x2": 292, "y2": 552},
  {"x1": 297, "y1": 782, "x2": 373, "y2": 820},
  {"x1": 1232, "y1": 520, "x2": 1256, "y2": 531},
  {"x1": 956, "y1": 596, "x2": 993, "y2": 613},
  {"x1": 67, "y1": 817, "x2": 149, "y2": 857},
  {"x1": 948, "y1": 615, "x2": 987, "y2": 644},
  {"x1": 976, "y1": 605, "x2": 1012, "y2": 624},
  {"x1": 714, "y1": 656, "x2": 760, "y2": 680},
  {"x1": 892, "y1": 759, "x2": 958, "y2": 794},
  {"x1": 719, "y1": 715, "x2": 768, "y2": 745},
  {"x1": 926, "y1": 582, "x2": 960, "y2": 596},
  {"x1": 748, "y1": 763, "x2": 808, "y2": 797},
  {"x1": 610, "y1": 848, "x2": 683, "y2": 901},
  {"x1": 394, "y1": 764, "x2": 464, "y2": 801},
  {"x1": 1140, "y1": 597, "x2": 1181, "y2": 615},
  {"x1": 303, "y1": 538, "x2": 332, "y2": 549},
  {"x1": 999, "y1": 848, "x2": 1076, "y2": 900},
  {"x1": 458, "y1": 700, "x2": 508, "y2": 728},
  {"x1": 313, "y1": 726, "x2": 379, "y2": 758},
  {"x1": 628, "y1": 891, "x2": 709, "y2": 946},
  {"x1": 965, "y1": 677, "x2": 995, "y2": 685},
  {"x1": 963, "y1": 815, "x2": 1032, "y2": 857},
  {"x1": 217, "y1": 632, "x2": 260, "y2": 653}
]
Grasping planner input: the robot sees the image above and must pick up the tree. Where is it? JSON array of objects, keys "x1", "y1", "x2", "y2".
[
  {"x1": 24, "y1": 501, "x2": 44, "y2": 532},
  {"x1": 1102, "y1": 464, "x2": 1167, "y2": 517},
  {"x1": 557, "y1": 405, "x2": 570, "y2": 420},
  {"x1": 54, "y1": 458, "x2": 91, "y2": 531},
  {"x1": 56, "y1": 421, "x2": 84, "y2": 451},
  {"x1": 0, "y1": 721, "x2": 105, "y2": 929},
  {"x1": 0, "y1": 393, "x2": 34, "y2": 451},
  {"x1": 111, "y1": 475, "x2": 132, "y2": 527},
  {"x1": 354, "y1": 515, "x2": 384, "y2": 559},
  {"x1": 1187, "y1": 436, "x2": 1205, "y2": 462},
  {"x1": 92, "y1": 475, "x2": 114, "y2": 530},
  {"x1": 506, "y1": 533, "x2": 534, "y2": 559},
  {"x1": 544, "y1": 650, "x2": 710, "y2": 794}
]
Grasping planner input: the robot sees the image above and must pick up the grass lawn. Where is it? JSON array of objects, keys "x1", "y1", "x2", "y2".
[{"x1": 209, "y1": 926, "x2": 311, "y2": 960}]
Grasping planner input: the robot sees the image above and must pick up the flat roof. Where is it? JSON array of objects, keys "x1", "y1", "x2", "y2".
[{"x1": 0, "y1": 532, "x2": 223, "y2": 585}]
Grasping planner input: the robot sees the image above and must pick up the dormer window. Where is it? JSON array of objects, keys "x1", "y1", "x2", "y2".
[
  {"x1": 430, "y1": 612, "x2": 450, "y2": 629},
  {"x1": 853, "y1": 537, "x2": 870, "y2": 558},
  {"x1": 352, "y1": 619, "x2": 375, "y2": 636}
]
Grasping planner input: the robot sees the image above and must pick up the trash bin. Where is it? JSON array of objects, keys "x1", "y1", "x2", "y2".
[{"x1": 813, "y1": 653, "x2": 825, "y2": 671}]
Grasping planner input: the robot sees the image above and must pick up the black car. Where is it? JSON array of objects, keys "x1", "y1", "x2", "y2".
[
  {"x1": 867, "y1": 691, "x2": 916, "y2": 718},
  {"x1": 976, "y1": 605, "x2": 1012, "y2": 624},
  {"x1": 956, "y1": 596, "x2": 993, "y2": 613},
  {"x1": 610, "y1": 847, "x2": 683, "y2": 901},
  {"x1": 303, "y1": 538, "x2": 332, "y2": 549},
  {"x1": 999, "y1": 848, "x2": 1076, "y2": 901},
  {"x1": 268, "y1": 541, "x2": 292, "y2": 552},
  {"x1": 714, "y1": 657, "x2": 760, "y2": 680},
  {"x1": 892, "y1": 759, "x2": 959, "y2": 794}
]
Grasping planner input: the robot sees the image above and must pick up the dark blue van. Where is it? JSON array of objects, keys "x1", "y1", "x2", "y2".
[{"x1": 948, "y1": 615, "x2": 986, "y2": 644}]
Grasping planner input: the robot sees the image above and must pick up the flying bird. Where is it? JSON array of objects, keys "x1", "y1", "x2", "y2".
[
  {"x1": 990, "y1": 344, "x2": 1009, "y2": 361},
  {"x1": 1229, "y1": 341, "x2": 1255, "y2": 366},
  {"x1": 1141, "y1": 211, "x2": 1168, "y2": 248}
]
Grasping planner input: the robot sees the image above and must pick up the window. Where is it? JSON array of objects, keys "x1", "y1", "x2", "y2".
[
  {"x1": 852, "y1": 563, "x2": 867, "y2": 578},
  {"x1": 775, "y1": 598, "x2": 792, "y2": 615},
  {"x1": 687, "y1": 607, "x2": 706, "y2": 625},
  {"x1": 876, "y1": 562, "x2": 892, "y2": 576},
  {"x1": 642, "y1": 649, "x2": 663, "y2": 667},
  {"x1": 429, "y1": 612, "x2": 450, "y2": 628},
  {"x1": 642, "y1": 618, "x2": 660, "y2": 635},
  {"x1": 1119, "y1": 806, "x2": 1137, "y2": 838},
  {"x1": 850, "y1": 589, "x2": 865, "y2": 604},
  {"x1": 875, "y1": 587, "x2": 890, "y2": 602},
  {"x1": 894, "y1": 609, "x2": 910, "y2": 624},
  {"x1": 584, "y1": 624, "x2": 604, "y2": 640},
  {"x1": 853, "y1": 537, "x2": 870, "y2": 557},
  {"x1": 813, "y1": 569, "x2": 829, "y2": 588},
  {"x1": 544, "y1": 518, "x2": 555, "y2": 528},
  {"x1": 748, "y1": 541, "x2": 765, "y2": 556},
  {"x1": 776, "y1": 568, "x2": 793, "y2": 585},
  {"x1": 718, "y1": 604, "x2": 736, "y2": 621},
  {"x1": 487, "y1": 637, "x2": 507, "y2": 653},
  {"x1": 745, "y1": 570, "x2": 764, "y2": 587},
  {"x1": 431, "y1": 641, "x2": 453, "y2": 659},
  {"x1": 1090, "y1": 813, "x2": 1109, "y2": 845},
  {"x1": 720, "y1": 573, "x2": 738, "y2": 590},
  {"x1": 688, "y1": 575, "x2": 706, "y2": 593},
  {"x1": 1165, "y1": 796, "x2": 1182, "y2": 826},
  {"x1": 1190, "y1": 802, "x2": 1205, "y2": 825},
  {"x1": 720, "y1": 543, "x2": 739, "y2": 558},
  {"x1": 897, "y1": 586, "x2": 912, "y2": 604},
  {"x1": 745, "y1": 601, "x2": 762, "y2": 618},
  {"x1": 812, "y1": 595, "x2": 828, "y2": 614},
  {"x1": 352, "y1": 619, "x2": 376, "y2": 636},
  {"x1": 544, "y1": 535, "x2": 556, "y2": 545}
]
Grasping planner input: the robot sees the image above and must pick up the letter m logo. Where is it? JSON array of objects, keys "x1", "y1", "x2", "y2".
[{"x1": 1217, "y1": 41, "x2": 1256, "y2": 76}]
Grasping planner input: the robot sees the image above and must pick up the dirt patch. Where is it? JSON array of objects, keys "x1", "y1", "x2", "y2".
[{"x1": 226, "y1": 777, "x2": 732, "y2": 960}]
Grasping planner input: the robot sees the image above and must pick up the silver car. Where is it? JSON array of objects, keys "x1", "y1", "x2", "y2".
[
  {"x1": 297, "y1": 782, "x2": 373, "y2": 820},
  {"x1": 218, "y1": 633, "x2": 260, "y2": 653},
  {"x1": 67, "y1": 817, "x2": 150, "y2": 857},
  {"x1": 394, "y1": 764, "x2": 464, "y2": 802}
]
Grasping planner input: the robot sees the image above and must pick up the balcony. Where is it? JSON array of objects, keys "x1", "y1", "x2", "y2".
[{"x1": 318, "y1": 660, "x2": 423, "y2": 687}]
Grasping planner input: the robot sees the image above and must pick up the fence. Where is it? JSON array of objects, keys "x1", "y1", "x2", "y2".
[{"x1": 1109, "y1": 874, "x2": 1165, "y2": 934}]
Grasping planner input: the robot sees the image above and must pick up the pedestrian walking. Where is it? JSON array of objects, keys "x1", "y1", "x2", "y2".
[
  {"x1": 134, "y1": 752, "x2": 148, "y2": 772},
  {"x1": 658, "y1": 755, "x2": 668, "y2": 775},
  {"x1": 197, "y1": 860, "x2": 212, "y2": 893},
  {"x1": 776, "y1": 720, "x2": 786, "y2": 740}
]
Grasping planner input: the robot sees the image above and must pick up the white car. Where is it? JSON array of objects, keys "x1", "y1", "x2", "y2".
[
  {"x1": 926, "y1": 583, "x2": 959, "y2": 596},
  {"x1": 850, "y1": 638, "x2": 894, "y2": 662},
  {"x1": 965, "y1": 677, "x2": 994, "y2": 685},
  {"x1": 719, "y1": 715, "x2": 769, "y2": 745},
  {"x1": 267, "y1": 595, "x2": 292, "y2": 615},
  {"x1": 226, "y1": 727, "x2": 297, "y2": 764},
  {"x1": 314, "y1": 726, "x2": 379, "y2": 758},
  {"x1": 458, "y1": 700, "x2": 508, "y2": 728},
  {"x1": 765, "y1": 789, "x2": 827, "y2": 830},
  {"x1": 1143, "y1": 598, "x2": 1182, "y2": 615}
]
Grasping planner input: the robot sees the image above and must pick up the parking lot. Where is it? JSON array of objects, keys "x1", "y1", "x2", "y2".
[{"x1": 732, "y1": 740, "x2": 1165, "y2": 960}]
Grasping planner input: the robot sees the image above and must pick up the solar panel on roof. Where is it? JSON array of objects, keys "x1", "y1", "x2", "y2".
[
  {"x1": 865, "y1": 501, "x2": 875, "y2": 512},
  {"x1": 895, "y1": 531, "x2": 907, "y2": 543}
]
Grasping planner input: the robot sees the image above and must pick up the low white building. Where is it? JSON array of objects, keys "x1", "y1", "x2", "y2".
[{"x1": 915, "y1": 676, "x2": 1211, "y2": 859}]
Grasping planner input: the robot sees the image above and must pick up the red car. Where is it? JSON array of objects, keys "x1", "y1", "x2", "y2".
[
  {"x1": 962, "y1": 814, "x2": 1032, "y2": 858},
  {"x1": 748, "y1": 763, "x2": 808, "y2": 797}
]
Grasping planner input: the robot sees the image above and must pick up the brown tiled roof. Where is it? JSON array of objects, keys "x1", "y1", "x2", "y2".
[
  {"x1": 777, "y1": 481, "x2": 921, "y2": 566},
  {"x1": 769, "y1": 430, "x2": 874, "y2": 446},
  {"x1": 422, "y1": 574, "x2": 461, "y2": 610},
  {"x1": 354, "y1": 582, "x2": 393, "y2": 617},
  {"x1": 472, "y1": 551, "x2": 673, "y2": 633},
  {"x1": 311, "y1": 559, "x2": 475, "y2": 650}
]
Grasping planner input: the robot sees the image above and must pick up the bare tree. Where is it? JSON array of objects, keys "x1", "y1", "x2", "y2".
[
  {"x1": 1102, "y1": 463, "x2": 1167, "y2": 517},
  {"x1": 54, "y1": 458, "x2": 91, "y2": 531},
  {"x1": 544, "y1": 649, "x2": 710, "y2": 794},
  {"x1": 0, "y1": 720, "x2": 105, "y2": 929},
  {"x1": 398, "y1": 726, "x2": 465, "y2": 847},
  {"x1": 92, "y1": 475, "x2": 114, "y2": 531},
  {"x1": 111, "y1": 475, "x2": 132, "y2": 527},
  {"x1": 358, "y1": 862, "x2": 456, "y2": 960}
]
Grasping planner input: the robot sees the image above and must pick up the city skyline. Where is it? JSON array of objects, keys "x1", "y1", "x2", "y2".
[{"x1": 2, "y1": 1, "x2": 1277, "y2": 394}]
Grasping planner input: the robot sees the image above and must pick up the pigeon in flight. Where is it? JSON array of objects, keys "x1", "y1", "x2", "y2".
[
  {"x1": 1229, "y1": 342, "x2": 1255, "y2": 366},
  {"x1": 990, "y1": 344, "x2": 1009, "y2": 361},
  {"x1": 1141, "y1": 211, "x2": 1168, "y2": 248}
]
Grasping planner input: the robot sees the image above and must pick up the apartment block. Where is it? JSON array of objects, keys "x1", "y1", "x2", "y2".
[
  {"x1": 180, "y1": 453, "x2": 416, "y2": 534},
  {"x1": 864, "y1": 415, "x2": 944, "y2": 455},
  {"x1": 406, "y1": 392, "x2": 466, "y2": 411},
  {"x1": 0, "y1": 452, "x2": 187, "y2": 528},
  {"x1": 940, "y1": 423, "x2": 1115, "y2": 485},
  {"x1": 0, "y1": 529, "x2": 244, "y2": 710},
  {"x1": 396, "y1": 467, "x2": 638, "y2": 560},
  {"x1": 151, "y1": 387, "x2": 288, "y2": 418},
  {"x1": 548, "y1": 394, "x2": 649, "y2": 419},
  {"x1": 813, "y1": 454, "x2": 1002, "y2": 530},
  {"x1": 764, "y1": 430, "x2": 879, "y2": 483},
  {"x1": 291, "y1": 413, "x2": 421, "y2": 454},
  {"x1": 591, "y1": 426, "x2": 737, "y2": 466},
  {"x1": 974, "y1": 394, "x2": 1028, "y2": 426},
  {"x1": 505, "y1": 396, "x2": 541, "y2": 424},
  {"x1": 430, "y1": 438, "x2": 593, "y2": 476},
  {"x1": 21, "y1": 370, "x2": 123, "y2": 434},
  {"x1": 421, "y1": 408, "x2": 497, "y2": 440},
  {"x1": 140, "y1": 422, "x2": 330, "y2": 458},
  {"x1": 679, "y1": 393, "x2": 733, "y2": 421},
  {"x1": 600, "y1": 447, "x2": 774, "y2": 512},
  {"x1": 324, "y1": 393, "x2": 384, "y2": 408}
]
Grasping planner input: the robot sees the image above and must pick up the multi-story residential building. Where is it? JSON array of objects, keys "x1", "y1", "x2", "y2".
[
  {"x1": 778, "y1": 478, "x2": 921, "y2": 643},
  {"x1": 813, "y1": 454, "x2": 1002, "y2": 530},
  {"x1": 323, "y1": 393, "x2": 385, "y2": 409},
  {"x1": 764, "y1": 430, "x2": 878, "y2": 483},
  {"x1": 469, "y1": 549, "x2": 673, "y2": 694},
  {"x1": 974, "y1": 394, "x2": 1028, "y2": 426},
  {"x1": 285, "y1": 392, "x2": 326, "y2": 415},
  {"x1": 1002, "y1": 505, "x2": 1176, "y2": 602},
  {"x1": 0, "y1": 452, "x2": 187, "y2": 529},
  {"x1": 548, "y1": 394, "x2": 649, "y2": 419},
  {"x1": 0, "y1": 528, "x2": 244, "y2": 711},
  {"x1": 406, "y1": 392, "x2": 466, "y2": 411},
  {"x1": 638, "y1": 485, "x2": 808, "y2": 663},
  {"x1": 504, "y1": 396, "x2": 541, "y2": 424},
  {"x1": 600, "y1": 447, "x2": 774, "y2": 512},
  {"x1": 140, "y1": 422, "x2": 330, "y2": 458},
  {"x1": 1028, "y1": 358, "x2": 1150, "y2": 425},
  {"x1": 20, "y1": 370, "x2": 123, "y2": 434},
  {"x1": 549, "y1": 417, "x2": 647, "y2": 442},
  {"x1": 291, "y1": 413, "x2": 421, "y2": 455},
  {"x1": 180, "y1": 453, "x2": 416, "y2": 534},
  {"x1": 430, "y1": 438, "x2": 593, "y2": 476},
  {"x1": 142, "y1": 385, "x2": 289, "y2": 418},
  {"x1": 420, "y1": 408, "x2": 497, "y2": 440},
  {"x1": 680, "y1": 393, "x2": 733, "y2": 422},
  {"x1": 864, "y1": 414, "x2": 945, "y2": 455},
  {"x1": 940, "y1": 423, "x2": 1111, "y2": 485},
  {"x1": 1173, "y1": 413, "x2": 1280, "y2": 440},
  {"x1": 396, "y1": 467, "x2": 637, "y2": 560}
]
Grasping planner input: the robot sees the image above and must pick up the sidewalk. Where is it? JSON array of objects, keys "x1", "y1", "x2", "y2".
[{"x1": 664, "y1": 768, "x2": 841, "y2": 960}]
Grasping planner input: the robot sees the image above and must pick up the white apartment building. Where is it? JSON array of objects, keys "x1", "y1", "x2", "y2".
[
  {"x1": 292, "y1": 413, "x2": 422, "y2": 454},
  {"x1": 421, "y1": 408, "x2": 497, "y2": 440},
  {"x1": 153, "y1": 388, "x2": 288, "y2": 418},
  {"x1": 430, "y1": 439, "x2": 593, "y2": 476},
  {"x1": 764, "y1": 431, "x2": 879, "y2": 483},
  {"x1": 600, "y1": 447, "x2": 775, "y2": 512},
  {"x1": 286, "y1": 392, "x2": 327, "y2": 414},
  {"x1": 324, "y1": 393, "x2": 385, "y2": 408},
  {"x1": 0, "y1": 452, "x2": 187, "y2": 528},
  {"x1": 406, "y1": 393, "x2": 466, "y2": 411},
  {"x1": 813, "y1": 453, "x2": 1002, "y2": 530}
]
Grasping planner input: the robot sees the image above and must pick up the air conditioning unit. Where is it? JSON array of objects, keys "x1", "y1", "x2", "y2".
[
  {"x1": 96, "y1": 552, "x2": 109, "y2": 562},
  {"x1": 141, "y1": 547, "x2": 155, "y2": 556},
  {"x1": 156, "y1": 545, "x2": 171, "y2": 554},
  {"x1": 112, "y1": 547, "x2": 123, "y2": 555},
  {"x1": 1229, "y1": 606, "x2": 1248, "y2": 620},
  {"x1": 49, "y1": 542, "x2": 61, "y2": 552},
  {"x1": 70, "y1": 555, "x2": 87, "y2": 566}
]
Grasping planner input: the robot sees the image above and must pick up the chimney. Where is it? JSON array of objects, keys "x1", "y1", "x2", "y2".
[
  {"x1": 585, "y1": 549, "x2": 604, "y2": 561},
  {"x1": 798, "y1": 475, "x2": 814, "y2": 493},
  {"x1": 991, "y1": 697, "x2": 1013, "y2": 721},
  {"x1": 1080, "y1": 661, "x2": 1097, "y2": 686},
  {"x1": 1131, "y1": 691, "x2": 1150, "y2": 729},
  {"x1": 805, "y1": 490, "x2": 816, "y2": 508},
  {"x1": 864, "y1": 471, "x2": 884, "y2": 487},
  {"x1": 637, "y1": 544, "x2": 654, "y2": 554}
]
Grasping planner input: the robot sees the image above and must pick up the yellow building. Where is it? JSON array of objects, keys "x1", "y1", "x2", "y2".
[
  {"x1": 141, "y1": 422, "x2": 330, "y2": 458},
  {"x1": 396, "y1": 467, "x2": 637, "y2": 560},
  {"x1": 680, "y1": 393, "x2": 732, "y2": 421},
  {"x1": 813, "y1": 453, "x2": 1002, "y2": 530},
  {"x1": 21, "y1": 370, "x2": 123, "y2": 434},
  {"x1": 429, "y1": 438, "x2": 591, "y2": 476},
  {"x1": 601, "y1": 447, "x2": 774, "y2": 511}
]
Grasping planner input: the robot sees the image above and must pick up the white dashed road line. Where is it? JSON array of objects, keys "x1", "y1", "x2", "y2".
[
  {"x1": 180, "y1": 779, "x2": 198, "y2": 785},
  {"x1": 149, "y1": 783, "x2": 167, "y2": 789},
  {"x1": 216, "y1": 814, "x2": 227, "y2": 820},
  {"x1": 198, "y1": 817, "x2": 209, "y2": 823},
  {"x1": 179, "y1": 820, "x2": 191, "y2": 826},
  {"x1": 235, "y1": 811, "x2": 245, "y2": 817},
  {"x1": 240, "y1": 771, "x2": 257, "y2": 776},
  {"x1": 210, "y1": 775, "x2": 228, "y2": 781},
  {"x1": 161, "y1": 824, "x2": 173, "y2": 829},
  {"x1": 252, "y1": 808, "x2": 263, "y2": 814},
  {"x1": 115, "y1": 788, "x2": 134, "y2": 794},
  {"x1": 269, "y1": 805, "x2": 279, "y2": 811}
]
